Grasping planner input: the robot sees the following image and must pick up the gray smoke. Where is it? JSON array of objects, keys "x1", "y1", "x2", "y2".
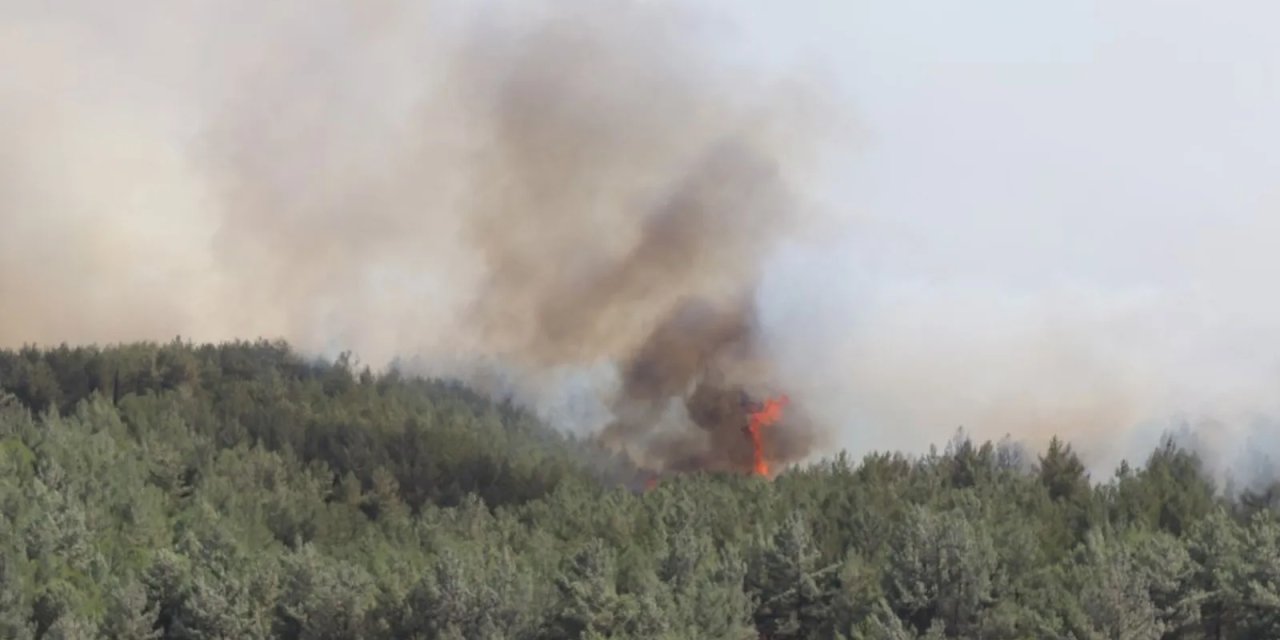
[{"x1": 0, "y1": 0, "x2": 836, "y2": 473}]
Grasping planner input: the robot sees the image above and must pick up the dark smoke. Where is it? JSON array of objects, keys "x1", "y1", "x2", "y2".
[
  {"x1": 605, "y1": 298, "x2": 816, "y2": 474},
  {"x1": 440, "y1": 3, "x2": 831, "y2": 473}
]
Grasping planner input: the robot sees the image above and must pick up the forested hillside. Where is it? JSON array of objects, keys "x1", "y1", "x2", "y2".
[{"x1": 2, "y1": 340, "x2": 1279, "y2": 639}]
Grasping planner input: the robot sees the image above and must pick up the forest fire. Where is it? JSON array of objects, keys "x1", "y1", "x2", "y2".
[
  {"x1": 603, "y1": 298, "x2": 813, "y2": 480},
  {"x1": 632, "y1": 391, "x2": 792, "y2": 492},
  {"x1": 746, "y1": 395, "x2": 789, "y2": 476}
]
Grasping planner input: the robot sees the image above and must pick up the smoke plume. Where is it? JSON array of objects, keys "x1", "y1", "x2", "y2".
[
  {"x1": 7, "y1": 0, "x2": 1280, "y2": 483},
  {"x1": 0, "y1": 0, "x2": 831, "y2": 474}
]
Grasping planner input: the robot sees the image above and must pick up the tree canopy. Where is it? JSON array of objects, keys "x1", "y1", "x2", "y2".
[{"x1": 0, "y1": 339, "x2": 1276, "y2": 639}]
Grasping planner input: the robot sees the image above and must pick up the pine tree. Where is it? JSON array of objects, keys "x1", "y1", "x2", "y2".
[
  {"x1": 275, "y1": 545, "x2": 375, "y2": 640},
  {"x1": 0, "y1": 550, "x2": 34, "y2": 640},
  {"x1": 1186, "y1": 508, "x2": 1244, "y2": 639},
  {"x1": 1236, "y1": 511, "x2": 1280, "y2": 638},
  {"x1": 1074, "y1": 530, "x2": 1163, "y2": 640},
  {"x1": 887, "y1": 503, "x2": 996, "y2": 636},
  {"x1": 749, "y1": 513, "x2": 839, "y2": 639},
  {"x1": 545, "y1": 540, "x2": 627, "y2": 639},
  {"x1": 101, "y1": 579, "x2": 160, "y2": 639}
]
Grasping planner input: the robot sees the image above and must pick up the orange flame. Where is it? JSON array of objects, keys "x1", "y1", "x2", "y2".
[{"x1": 746, "y1": 395, "x2": 789, "y2": 476}]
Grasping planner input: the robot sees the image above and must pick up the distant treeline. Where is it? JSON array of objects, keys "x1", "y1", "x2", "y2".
[{"x1": 1, "y1": 340, "x2": 1279, "y2": 639}]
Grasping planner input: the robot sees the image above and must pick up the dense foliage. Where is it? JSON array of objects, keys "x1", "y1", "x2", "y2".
[{"x1": 1, "y1": 339, "x2": 1278, "y2": 639}]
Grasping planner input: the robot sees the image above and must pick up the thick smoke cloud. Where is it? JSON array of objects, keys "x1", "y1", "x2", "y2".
[
  {"x1": 6, "y1": 0, "x2": 1280, "y2": 484},
  {"x1": 0, "y1": 0, "x2": 830, "y2": 474},
  {"x1": 437, "y1": 2, "x2": 827, "y2": 472}
]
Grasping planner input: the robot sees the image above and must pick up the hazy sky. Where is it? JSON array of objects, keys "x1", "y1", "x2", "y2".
[{"x1": 721, "y1": 0, "x2": 1277, "y2": 283}]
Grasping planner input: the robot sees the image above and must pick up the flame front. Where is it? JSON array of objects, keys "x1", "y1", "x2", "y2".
[{"x1": 746, "y1": 395, "x2": 789, "y2": 476}]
